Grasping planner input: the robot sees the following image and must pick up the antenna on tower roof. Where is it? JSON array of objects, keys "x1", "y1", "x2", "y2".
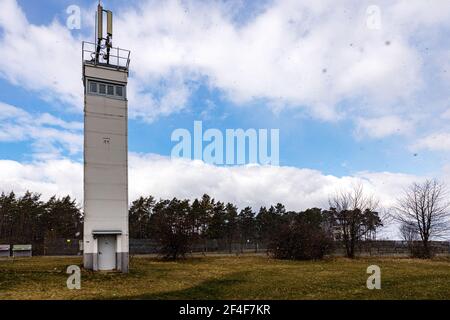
[{"x1": 95, "y1": 2, "x2": 113, "y2": 64}]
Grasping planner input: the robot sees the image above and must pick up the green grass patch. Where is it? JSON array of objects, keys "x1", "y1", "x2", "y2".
[{"x1": 0, "y1": 255, "x2": 449, "y2": 300}]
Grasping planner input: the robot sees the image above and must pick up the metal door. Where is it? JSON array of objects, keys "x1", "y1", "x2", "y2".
[{"x1": 98, "y1": 235, "x2": 116, "y2": 270}]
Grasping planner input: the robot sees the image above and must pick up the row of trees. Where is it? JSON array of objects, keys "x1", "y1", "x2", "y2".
[
  {"x1": 130, "y1": 189, "x2": 384, "y2": 259},
  {"x1": 0, "y1": 192, "x2": 82, "y2": 244},
  {"x1": 0, "y1": 179, "x2": 448, "y2": 259},
  {"x1": 129, "y1": 194, "x2": 288, "y2": 258}
]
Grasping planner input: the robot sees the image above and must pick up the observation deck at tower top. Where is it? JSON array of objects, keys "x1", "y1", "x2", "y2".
[{"x1": 82, "y1": 41, "x2": 131, "y2": 71}]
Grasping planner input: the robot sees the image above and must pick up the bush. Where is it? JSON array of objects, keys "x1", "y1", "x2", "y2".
[
  {"x1": 268, "y1": 209, "x2": 333, "y2": 260},
  {"x1": 156, "y1": 229, "x2": 192, "y2": 260},
  {"x1": 151, "y1": 199, "x2": 194, "y2": 260}
]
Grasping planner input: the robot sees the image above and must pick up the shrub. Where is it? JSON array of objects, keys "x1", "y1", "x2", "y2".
[
  {"x1": 268, "y1": 209, "x2": 333, "y2": 260},
  {"x1": 151, "y1": 198, "x2": 194, "y2": 260}
]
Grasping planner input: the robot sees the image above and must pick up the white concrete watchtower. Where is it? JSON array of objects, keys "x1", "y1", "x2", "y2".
[{"x1": 82, "y1": 3, "x2": 130, "y2": 272}]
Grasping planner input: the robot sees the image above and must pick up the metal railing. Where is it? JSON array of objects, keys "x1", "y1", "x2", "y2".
[{"x1": 82, "y1": 41, "x2": 131, "y2": 70}]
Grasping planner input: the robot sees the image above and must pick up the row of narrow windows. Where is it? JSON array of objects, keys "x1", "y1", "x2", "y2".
[{"x1": 88, "y1": 80, "x2": 125, "y2": 99}]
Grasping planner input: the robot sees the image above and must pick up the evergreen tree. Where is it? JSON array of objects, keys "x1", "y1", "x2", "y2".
[
  {"x1": 224, "y1": 202, "x2": 238, "y2": 252},
  {"x1": 129, "y1": 196, "x2": 155, "y2": 239},
  {"x1": 238, "y1": 206, "x2": 256, "y2": 252},
  {"x1": 43, "y1": 195, "x2": 82, "y2": 240}
]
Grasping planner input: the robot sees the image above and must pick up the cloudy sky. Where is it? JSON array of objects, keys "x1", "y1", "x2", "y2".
[{"x1": 1, "y1": 0, "x2": 450, "y2": 238}]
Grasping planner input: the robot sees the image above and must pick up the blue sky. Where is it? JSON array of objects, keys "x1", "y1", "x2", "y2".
[
  {"x1": 3, "y1": 0, "x2": 446, "y2": 174},
  {"x1": 1, "y1": 0, "x2": 450, "y2": 231}
]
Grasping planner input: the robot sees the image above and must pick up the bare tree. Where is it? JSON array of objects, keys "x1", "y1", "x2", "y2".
[
  {"x1": 395, "y1": 179, "x2": 450, "y2": 258},
  {"x1": 399, "y1": 221, "x2": 419, "y2": 243},
  {"x1": 399, "y1": 221, "x2": 419, "y2": 256},
  {"x1": 326, "y1": 183, "x2": 383, "y2": 258}
]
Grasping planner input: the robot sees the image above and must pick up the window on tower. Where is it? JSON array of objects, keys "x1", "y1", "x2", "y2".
[
  {"x1": 115, "y1": 86, "x2": 123, "y2": 97},
  {"x1": 89, "y1": 81, "x2": 97, "y2": 93},
  {"x1": 87, "y1": 80, "x2": 126, "y2": 100},
  {"x1": 107, "y1": 85, "x2": 114, "y2": 95}
]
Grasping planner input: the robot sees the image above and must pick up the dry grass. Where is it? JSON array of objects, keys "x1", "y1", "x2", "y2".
[{"x1": 0, "y1": 254, "x2": 449, "y2": 300}]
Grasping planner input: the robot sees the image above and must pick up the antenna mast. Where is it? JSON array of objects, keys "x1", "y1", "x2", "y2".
[{"x1": 95, "y1": 1, "x2": 113, "y2": 64}]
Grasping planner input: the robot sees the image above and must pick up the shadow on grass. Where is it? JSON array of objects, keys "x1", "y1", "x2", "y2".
[{"x1": 119, "y1": 271, "x2": 250, "y2": 300}]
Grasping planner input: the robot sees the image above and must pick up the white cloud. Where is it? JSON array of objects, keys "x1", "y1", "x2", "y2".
[
  {"x1": 0, "y1": 102, "x2": 83, "y2": 157},
  {"x1": 413, "y1": 132, "x2": 450, "y2": 152},
  {"x1": 1, "y1": 0, "x2": 449, "y2": 129},
  {"x1": 355, "y1": 115, "x2": 415, "y2": 139},
  {"x1": 127, "y1": 72, "x2": 194, "y2": 122},
  {"x1": 354, "y1": 171, "x2": 423, "y2": 208},
  {"x1": 112, "y1": 0, "x2": 448, "y2": 122},
  {"x1": 442, "y1": 109, "x2": 450, "y2": 120},
  {"x1": 128, "y1": 155, "x2": 427, "y2": 227},
  {"x1": 0, "y1": 0, "x2": 82, "y2": 109},
  {"x1": 0, "y1": 158, "x2": 83, "y2": 202},
  {"x1": 0, "y1": 152, "x2": 422, "y2": 213},
  {"x1": 2, "y1": 151, "x2": 438, "y2": 239}
]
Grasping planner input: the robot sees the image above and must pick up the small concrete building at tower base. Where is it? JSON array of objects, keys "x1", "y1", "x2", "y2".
[{"x1": 82, "y1": 59, "x2": 130, "y2": 273}]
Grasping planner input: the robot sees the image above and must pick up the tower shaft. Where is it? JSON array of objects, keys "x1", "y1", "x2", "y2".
[{"x1": 82, "y1": 62, "x2": 129, "y2": 272}]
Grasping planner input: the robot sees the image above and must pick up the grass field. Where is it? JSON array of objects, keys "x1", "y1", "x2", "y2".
[{"x1": 0, "y1": 254, "x2": 449, "y2": 300}]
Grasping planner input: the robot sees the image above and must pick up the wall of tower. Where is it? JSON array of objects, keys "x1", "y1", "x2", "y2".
[{"x1": 83, "y1": 64, "x2": 129, "y2": 272}]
